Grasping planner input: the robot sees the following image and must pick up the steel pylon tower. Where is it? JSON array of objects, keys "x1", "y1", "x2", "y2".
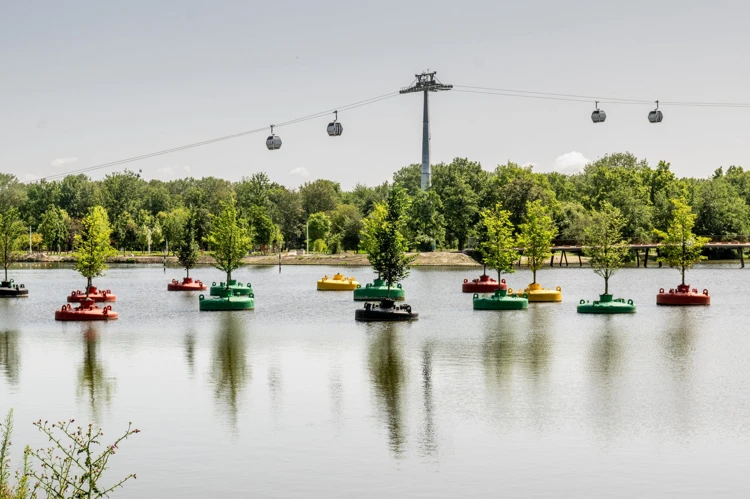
[{"x1": 399, "y1": 71, "x2": 452, "y2": 191}]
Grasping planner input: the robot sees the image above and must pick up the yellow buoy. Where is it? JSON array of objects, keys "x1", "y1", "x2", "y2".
[
  {"x1": 510, "y1": 282, "x2": 562, "y2": 302},
  {"x1": 317, "y1": 273, "x2": 359, "y2": 291}
]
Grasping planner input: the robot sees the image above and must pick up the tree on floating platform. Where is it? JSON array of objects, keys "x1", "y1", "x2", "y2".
[
  {"x1": 206, "y1": 199, "x2": 253, "y2": 288},
  {"x1": 178, "y1": 211, "x2": 200, "y2": 278},
  {"x1": 517, "y1": 200, "x2": 557, "y2": 284},
  {"x1": 478, "y1": 204, "x2": 518, "y2": 281},
  {"x1": 361, "y1": 187, "x2": 415, "y2": 298},
  {"x1": 583, "y1": 202, "x2": 629, "y2": 295},
  {"x1": 654, "y1": 198, "x2": 709, "y2": 286},
  {"x1": 0, "y1": 209, "x2": 25, "y2": 283},
  {"x1": 74, "y1": 206, "x2": 117, "y2": 294}
]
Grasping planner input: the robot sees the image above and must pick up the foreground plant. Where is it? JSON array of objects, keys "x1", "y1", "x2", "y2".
[{"x1": 0, "y1": 410, "x2": 139, "y2": 499}]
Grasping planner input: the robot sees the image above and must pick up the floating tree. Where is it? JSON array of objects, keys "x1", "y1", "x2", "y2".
[
  {"x1": 583, "y1": 202, "x2": 629, "y2": 295},
  {"x1": 654, "y1": 198, "x2": 709, "y2": 286},
  {"x1": 517, "y1": 200, "x2": 557, "y2": 284},
  {"x1": 73, "y1": 206, "x2": 116, "y2": 295},
  {"x1": 478, "y1": 204, "x2": 519, "y2": 282},
  {"x1": 206, "y1": 199, "x2": 253, "y2": 289},
  {"x1": 178, "y1": 211, "x2": 200, "y2": 279},
  {"x1": 0, "y1": 209, "x2": 25, "y2": 284}
]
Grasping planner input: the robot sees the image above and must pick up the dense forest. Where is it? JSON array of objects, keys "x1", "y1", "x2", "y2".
[{"x1": 1, "y1": 152, "x2": 749, "y2": 255}]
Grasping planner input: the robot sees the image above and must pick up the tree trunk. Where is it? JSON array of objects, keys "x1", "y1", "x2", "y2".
[
  {"x1": 4, "y1": 265, "x2": 7, "y2": 282},
  {"x1": 186, "y1": 267, "x2": 190, "y2": 279},
  {"x1": 681, "y1": 267, "x2": 685, "y2": 286},
  {"x1": 604, "y1": 276, "x2": 609, "y2": 295},
  {"x1": 87, "y1": 276, "x2": 92, "y2": 295},
  {"x1": 226, "y1": 271, "x2": 231, "y2": 289},
  {"x1": 532, "y1": 269, "x2": 537, "y2": 284}
]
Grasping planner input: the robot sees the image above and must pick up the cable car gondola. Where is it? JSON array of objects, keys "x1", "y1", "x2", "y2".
[
  {"x1": 591, "y1": 101, "x2": 606, "y2": 123},
  {"x1": 327, "y1": 110, "x2": 343, "y2": 136},
  {"x1": 266, "y1": 125, "x2": 282, "y2": 150},
  {"x1": 648, "y1": 100, "x2": 663, "y2": 123}
]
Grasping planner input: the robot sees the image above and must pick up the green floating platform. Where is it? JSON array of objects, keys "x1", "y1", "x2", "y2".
[
  {"x1": 577, "y1": 294, "x2": 635, "y2": 314},
  {"x1": 353, "y1": 279, "x2": 405, "y2": 301},
  {"x1": 199, "y1": 289, "x2": 255, "y2": 311},
  {"x1": 209, "y1": 279, "x2": 252, "y2": 297},
  {"x1": 473, "y1": 288, "x2": 528, "y2": 310}
]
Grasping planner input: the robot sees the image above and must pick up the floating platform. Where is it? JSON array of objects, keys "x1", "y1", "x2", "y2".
[
  {"x1": 209, "y1": 279, "x2": 252, "y2": 297},
  {"x1": 67, "y1": 287, "x2": 116, "y2": 303},
  {"x1": 462, "y1": 274, "x2": 503, "y2": 293},
  {"x1": 577, "y1": 294, "x2": 635, "y2": 314},
  {"x1": 199, "y1": 289, "x2": 255, "y2": 311},
  {"x1": 355, "y1": 299, "x2": 418, "y2": 322},
  {"x1": 55, "y1": 301, "x2": 118, "y2": 321},
  {"x1": 511, "y1": 283, "x2": 562, "y2": 302},
  {"x1": 168, "y1": 277, "x2": 207, "y2": 291},
  {"x1": 317, "y1": 273, "x2": 359, "y2": 291},
  {"x1": 0, "y1": 280, "x2": 28, "y2": 298},
  {"x1": 657, "y1": 284, "x2": 710, "y2": 306},
  {"x1": 473, "y1": 288, "x2": 528, "y2": 310},
  {"x1": 353, "y1": 279, "x2": 405, "y2": 301}
]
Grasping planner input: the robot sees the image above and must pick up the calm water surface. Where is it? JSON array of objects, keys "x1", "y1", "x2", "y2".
[{"x1": 1, "y1": 264, "x2": 749, "y2": 498}]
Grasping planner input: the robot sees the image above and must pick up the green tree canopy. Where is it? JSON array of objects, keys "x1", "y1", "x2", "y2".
[
  {"x1": 405, "y1": 189, "x2": 445, "y2": 251},
  {"x1": 654, "y1": 198, "x2": 709, "y2": 285},
  {"x1": 0, "y1": 209, "x2": 26, "y2": 282},
  {"x1": 206, "y1": 199, "x2": 253, "y2": 285},
  {"x1": 300, "y1": 179, "x2": 341, "y2": 215},
  {"x1": 307, "y1": 212, "x2": 331, "y2": 248},
  {"x1": 478, "y1": 204, "x2": 518, "y2": 280},
  {"x1": 178, "y1": 211, "x2": 200, "y2": 278},
  {"x1": 74, "y1": 206, "x2": 116, "y2": 293},
  {"x1": 583, "y1": 202, "x2": 629, "y2": 295},
  {"x1": 518, "y1": 200, "x2": 557, "y2": 284},
  {"x1": 39, "y1": 205, "x2": 71, "y2": 252}
]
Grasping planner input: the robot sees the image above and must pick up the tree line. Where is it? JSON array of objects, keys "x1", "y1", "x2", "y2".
[{"x1": 1, "y1": 151, "x2": 749, "y2": 255}]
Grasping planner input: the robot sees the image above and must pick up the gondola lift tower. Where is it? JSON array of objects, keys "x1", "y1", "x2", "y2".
[{"x1": 400, "y1": 71, "x2": 452, "y2": 191}]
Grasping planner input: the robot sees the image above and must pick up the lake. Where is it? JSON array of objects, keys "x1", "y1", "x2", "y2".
[{"x1": 1, "y1": 263, "x2": 749, "y2": 498}]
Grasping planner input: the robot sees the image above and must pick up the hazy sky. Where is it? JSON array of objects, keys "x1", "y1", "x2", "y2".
[{"x1": 2, "y1": 0, "x2": 749, "y2": 190}]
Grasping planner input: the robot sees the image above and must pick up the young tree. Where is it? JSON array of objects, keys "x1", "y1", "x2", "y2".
[
  {"x1": 361, "y1": 187, "x2": 415, "y2": 298},
  {"x1": 517, "y1": 200, "x2": 557, "y2": 284},
  {"x1": 478, "y1": 204, "x2": 519, "y2": 281},
  {"x1": 583, "y1": 202, "x2": 629, "y2": 295},
  {"x1": 178, "y1": 211, "x2": 200, "y2": 278},
  {"x1": 0, "y1": 209, "x2": 26, "y2": 283},
  {"x1": 74, "y1": 206, "x2": 116, "y2": 294},
  {"x1": 654, "y1": 198, "x2": 709, "y2": 285},
  {"x1": 206, "y1": 199, "x2": 253, "y2": 287}
]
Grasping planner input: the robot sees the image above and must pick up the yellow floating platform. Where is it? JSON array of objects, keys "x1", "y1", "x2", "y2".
[
  {"x1": 510, "y1": 282, "x2": 562, "y2": 302},
  {"x1": 317, "y1": 273, "x2": 359, "y2": 291}
]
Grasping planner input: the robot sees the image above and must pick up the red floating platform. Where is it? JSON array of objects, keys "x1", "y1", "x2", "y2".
[
  {"x1": 656, "y1": 284, "x2": 710, "y2": 306},
  {"x1": 462, "y1": 274, "x2": 506, "y2": 293},
  {"x1": 168, "y1": 277, "x2": 207, "y2": 291},
  {"x1": 55, "y1": 301, "x2": 118, "y2": 321},
  {"x1": 67, "y1": 286, "x2": 116, "y2": 303}
]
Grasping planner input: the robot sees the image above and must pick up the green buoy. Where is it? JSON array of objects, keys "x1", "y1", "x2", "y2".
[
  {"x1": 209, "y1": 279, "x2": 252, "y2": 297},
  {"x1": 353, "y1": 279, "x2": 405, "y2": 301},
  {"x1": 577, "y1": 294, "x2": 635, "y2": 314},
  {"x1": 473, "y1": 288, "x2": 528, "y2": 310},
  {"x1": 199, "y1": 288, "x2": 255, "y2": 311}
]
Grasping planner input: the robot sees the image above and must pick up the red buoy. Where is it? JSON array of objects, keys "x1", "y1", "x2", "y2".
[
  {"x1": 462, "y1": 274, "x2": 505, "y2": 293},
  {"x1": 67, "y1": 286, "x2": 116, "y2": 303},
  {"x1": 55, "y1": 300, "x2": 118, "y2": 321},
  {"x1": 167, "y1": 277, "x2": 207, "y2": 291},
  {"x1": 656, "y1": 284, "x2": 710, "y2": 306}
]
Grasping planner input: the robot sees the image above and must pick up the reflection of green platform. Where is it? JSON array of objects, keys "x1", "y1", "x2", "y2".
[
  {"x1": 209, "y1": 279, "x2": 252, "y2": 297},
  {"x1": 353, "y1": 279, "x2": 405, "y2": 301},
  {"x1": 0, "y1": 280, "x2": 28, "y2": 298},
  {"x1": 577, "y1": 294, "x2": 635, "y2": 314},
  {"x1": 199, "y1": 289, "x2": 255, "y2": 311},
  {"x1": 473, "y1": 288, "x2": 528, "y2": 310}
]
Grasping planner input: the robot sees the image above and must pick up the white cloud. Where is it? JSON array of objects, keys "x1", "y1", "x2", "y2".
[
  {"x1": 522, "y1": 162, "x2": 537, "y2": 169},
  {"x1": 183, "y1": 165, "x2": 191, "y2": 174},
  {"x1": 552, "y1": 151, "x2": 590, "y2": 174},
  {"x1": 157, "y1": 166, "x2": 177, "y2": 176},
  {"x1": 289, "y1": 167, "x2": 309, "y2": 177},
  {"x1": 51, "y1": 157, "x2": 78, "y2": 167},
  {"x1": 24, "y1": 173, "x2": 40, "y2": 181}
]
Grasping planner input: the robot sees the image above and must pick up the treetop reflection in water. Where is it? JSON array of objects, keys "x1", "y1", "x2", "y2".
[
  {"x1": 77, "y1": 324, "x2": 115, "y2": 422},
  {"x1": 0, "y1": 330, "x2": 20, "y2": 387},
  {"x1": 210, "y1": 313, "x2": 250, "y2": 427}
]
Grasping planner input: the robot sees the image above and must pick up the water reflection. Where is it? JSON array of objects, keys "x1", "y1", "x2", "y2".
[
  {"x1": 367, "y1": 323, "x2": 406, "y2": 457},
  {"x1": 0, "y1": 330, "x2": 20, "y2": 386},
  {"x1": 660, "y1": 310, "x2": 698, "y2": 437},
  {"x1": 482, "y1": 314, "x2": 517, "y2": 389},
  {"x1": 522, "y1": 306, "x2": 551, "y2": 381},
  {"x1": 184, "y1": 331, "x2": 196, "y2": 378},
  {"x1": 663, "y1": 311, "x2": 697, "y2": 376},
  {"x1": 77, "y1": 325, "x2": 115, "y2": 421},
  {"x1": 587, "y1": 317, "x2": 624, "y2": 440},
  {"x1": 210, "y1": 314, "x2": 249, "y2": 426},
  {"x1": 419, "y1": 342, "x2": 438, "y2": 459},
  {"x1": 589, "y1": 317, "x2": 623, "y2": 378}
]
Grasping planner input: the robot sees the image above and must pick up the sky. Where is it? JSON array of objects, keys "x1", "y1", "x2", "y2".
[{"x1": 2, "y1": 0, "x2": 749, "y2": 190}]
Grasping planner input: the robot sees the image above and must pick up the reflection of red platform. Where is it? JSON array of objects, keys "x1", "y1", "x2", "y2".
[
  {"x1": 67, "y1": 287, "x2": 116, "y2": 303},
  {"x1": 168, "y1": 277, "x2": 206, "y2": 291},
  {"x1": 55, "y1": 300, "x2": 118, "y2": 321},
  {"x1": 462, "y1": 274, "x2": 506, "y2": 293},
  {"x1": 656, "y1": 284, "x2": 710, "y2": 306}
]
